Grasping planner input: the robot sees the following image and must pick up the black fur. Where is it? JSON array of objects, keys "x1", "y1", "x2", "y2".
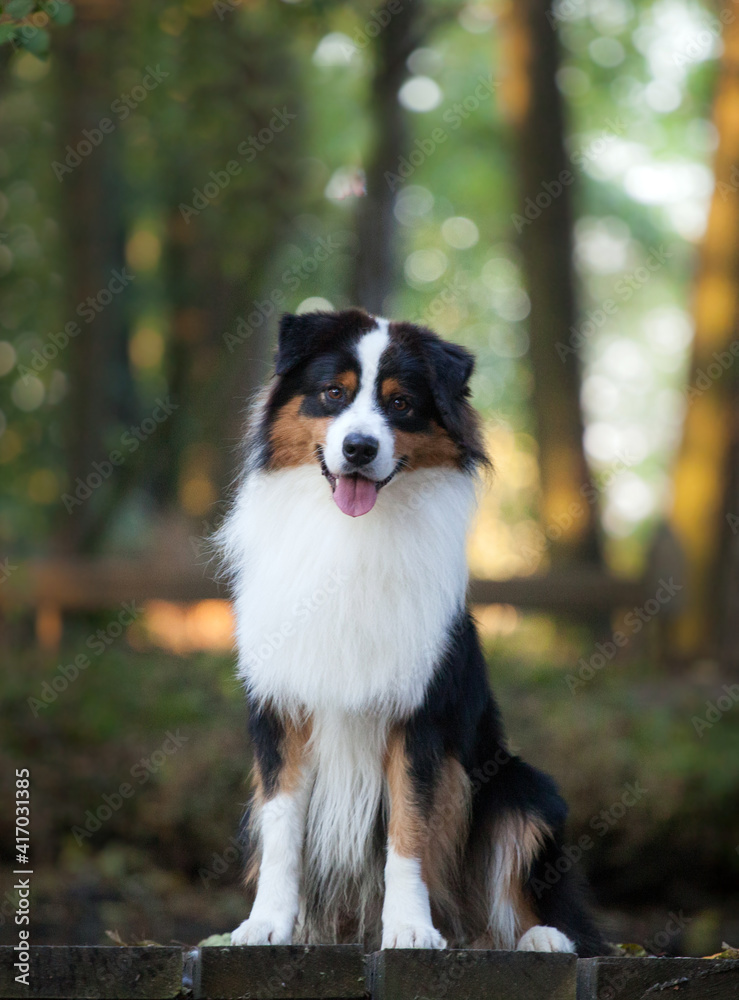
[
  {"x1": 260, "y1": 310, "x2": 488, "y2": 472},
  {"x1": 385, "y1": 320, "x2": 488, "y2": 470},
  {"x1": 248, "y1": 701, "x2": 285, "y2": 797},
  {"x1": 274, "y1": 309, "x2": 374, "y2": 376},
  {"x1": 404, "y1": 611, "x2": 606, "y2": 955},
  {"x1": 236, "y1": 310, "x2": 604, "y2": 955}
]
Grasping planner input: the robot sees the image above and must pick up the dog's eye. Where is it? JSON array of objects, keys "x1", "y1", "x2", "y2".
[
  {"x1": 392, "y1": 396, "x2": 409, "y2": 412},
  {"x1": 325, "y1": 385, "x2": 344, "y2": 401}
]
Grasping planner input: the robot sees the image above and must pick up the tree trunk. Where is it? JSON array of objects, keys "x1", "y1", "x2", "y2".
[
  {"x1": 54, "y1": 9, "x2": 132, "y2": 553},
  {"x1": 719, "y1": 408, "x2": 739, "y2": 668},
  {"x1": 500, "y1": 0, "x2": 600, "y2": 567},
  {"x1": 351, "y1": 0, "x2": 422, "y2": 314},
  {"x1": 669, "y1": 13, "x2": 739, "y2": 661}
]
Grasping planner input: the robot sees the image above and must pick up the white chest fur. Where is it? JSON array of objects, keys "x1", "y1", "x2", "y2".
[{"x1": 220, "y1": 464, "x2": 475, "y2": 718}]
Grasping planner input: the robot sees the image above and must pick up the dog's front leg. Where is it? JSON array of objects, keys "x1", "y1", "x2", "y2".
[
  {"x1": 381, "y1": 729, "x2": 447, "y2": 949},
  {"x1": 232, "y1": 713, "x2": 310, "y2": 946}
]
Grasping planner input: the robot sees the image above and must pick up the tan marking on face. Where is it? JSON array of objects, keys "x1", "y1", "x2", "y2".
[
  {"x1": 335, "y1": 370, "x2": 358, "y2": 396},
  {"x1": 393, "y1": 423, "x2": 462, "y2": 470},
  {"x1": 269, "y1": 395, "x2": 330, "y2": 469},
  {"x1": 381, "y1": 377, "x2": 404, "y2": 399}
]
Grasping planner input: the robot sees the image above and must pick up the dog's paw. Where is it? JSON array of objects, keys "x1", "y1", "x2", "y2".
[
  {"x1": 516, "y1": 925, "x2": 576, "y2": 953},
  {"x1": 382, "y1": 923, "x2": 447, "y2": 949},
  {"x1": 231, "y1": 916, "x2": 293, "y2": 946}
]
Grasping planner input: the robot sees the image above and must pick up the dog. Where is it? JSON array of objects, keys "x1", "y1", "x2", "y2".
[{"x1": 217, "y1": 308, "x2": 604, "y2": 954}]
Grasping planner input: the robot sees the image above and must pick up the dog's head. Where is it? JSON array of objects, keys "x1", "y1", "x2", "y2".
[{"x1": 255, "y1": 309, "x2": 487, "y2": 517}]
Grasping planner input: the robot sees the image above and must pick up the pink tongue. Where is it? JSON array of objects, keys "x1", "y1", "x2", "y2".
[{"x1": 333, "y1": 474, "x2": 378, "y2": 517}]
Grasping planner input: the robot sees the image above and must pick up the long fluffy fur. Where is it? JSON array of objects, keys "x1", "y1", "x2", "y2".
[{"x1": 216, "y1": 309, "x2": 605, "y2": 955}]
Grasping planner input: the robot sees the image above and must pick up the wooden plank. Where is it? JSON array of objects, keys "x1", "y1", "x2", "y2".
[
  {"x1": 197, "y1": 945, "x2": 367, "y2": 999},
  {"x1": 576, "y1": 957, "x2": 739, "y2": 1000},
  {"x1": 370, "y1": 949, "x2": 576, "y2": 1000},
  {"x1": 0, "y1": 946, "x2": 183, "y2": 999},
  {"x1": 1, "y1": 948, "x2": 738, "y2": 1000}
]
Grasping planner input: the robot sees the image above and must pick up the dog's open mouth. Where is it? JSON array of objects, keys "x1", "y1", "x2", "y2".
[{"x1": 318, "y1": 447, "x2": 403, "y2": 518}]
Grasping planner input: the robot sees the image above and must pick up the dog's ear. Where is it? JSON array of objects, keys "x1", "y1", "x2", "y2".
[
  {"x1": 275, "y1": 312, "x2": 335, "y2": 376},
  {"x1": 275, "y1": 309, "x2": 373, "y2": 376},
  {"x1": 424, "y1": 338, "x2": 475, "y2": 431}
]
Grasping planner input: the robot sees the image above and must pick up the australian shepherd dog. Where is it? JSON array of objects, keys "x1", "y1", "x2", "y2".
[{"x1": 217, "y1": 308, "x2": 604, "y2": 955}]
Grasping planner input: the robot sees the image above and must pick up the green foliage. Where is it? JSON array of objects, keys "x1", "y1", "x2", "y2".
[
  {"x1": 0, "y1": 0, "x2": 733, "y2": 954},
  {"x1": 1, "y1": 630, "x2": 738, "y2": 945},
  {"x1": 199, "y1": 932, "x2": 232, "y2": 946},
  {"x1": 0, "y1": 0, "x2": 724, "y2": 564},
  {"x1": 5, "y1": 1, "x2": 34, "y2": 19},
  {"x1": 0, "y1": 0, "x2": 73, "y2": 54}
]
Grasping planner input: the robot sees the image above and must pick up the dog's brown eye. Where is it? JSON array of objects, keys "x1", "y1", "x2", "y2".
[
  {"x1": 392, "y1": 396, "x2": 408, "y2": 412},
  {"x1": 326, "y1": 386, "x2": 344, "y2": 401}
]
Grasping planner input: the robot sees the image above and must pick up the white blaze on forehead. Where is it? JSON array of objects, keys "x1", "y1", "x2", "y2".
[
  {"x1": 350, "y1": 319, "x2": 390, "y2": 419},
  {"x1": 322, "y1": 317, "x2": 396, "y2": 480}
]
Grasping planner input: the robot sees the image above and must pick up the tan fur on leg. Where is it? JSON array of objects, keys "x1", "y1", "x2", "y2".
[{"x1": 383, "y1": 729, "x2": 472, "y2": 944}]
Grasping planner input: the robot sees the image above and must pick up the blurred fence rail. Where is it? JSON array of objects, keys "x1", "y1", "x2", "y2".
[{"x1": 2, "y1": 557, "x2": 679, "y2": 618}]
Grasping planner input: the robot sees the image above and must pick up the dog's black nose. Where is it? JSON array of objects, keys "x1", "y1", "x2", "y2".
[{"x1": 342, "y1": 433, "x2": 378, "y2": 467}]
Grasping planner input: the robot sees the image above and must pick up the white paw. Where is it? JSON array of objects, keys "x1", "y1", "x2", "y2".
[
  {"x1": 382, "y1": 923, "x2": 447, "y2": 949},
  {"x1": 231, "y1": 916, "x2": 293, "y2": 946},
  {"x1": 516, "y1": 925, "x2": 576, "y2": 953}
]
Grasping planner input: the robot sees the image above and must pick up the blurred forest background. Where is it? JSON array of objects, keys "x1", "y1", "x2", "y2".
[{"x1": 1, "y1": 0, "x2": 739, "y2": 955}]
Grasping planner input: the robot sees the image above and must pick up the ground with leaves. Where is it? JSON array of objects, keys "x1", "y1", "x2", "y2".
[{"x1": 1, "y1": 619, "x2": 738, "y2": 952}]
